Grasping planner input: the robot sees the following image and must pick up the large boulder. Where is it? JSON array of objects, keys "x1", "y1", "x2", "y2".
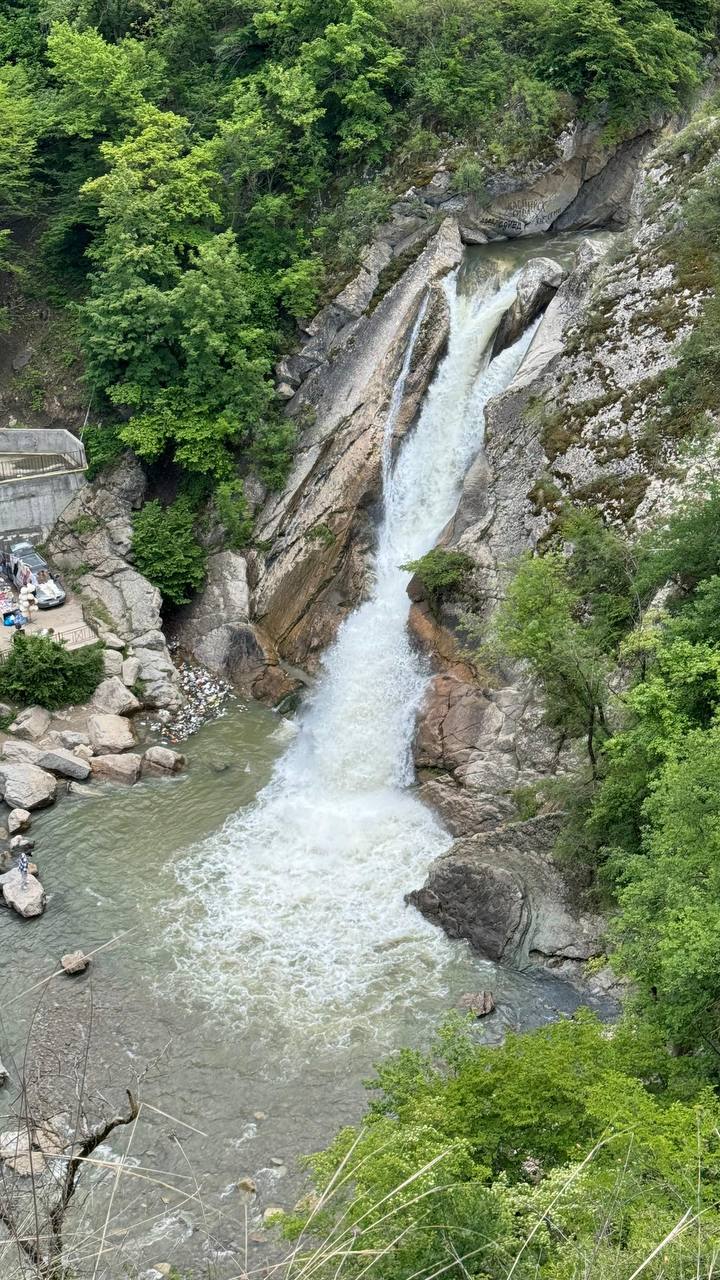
[
  {"x1": 0, "y1": 762, "x2": 57, "y2": 809},
  {"x1": 7, "y1": 808, "x2": 31, "y2": 835},
  {"x1": 492, "y1": 257, "x2": 566, "y2": 358},
  {"x1": 88, "y1": 713, "x2": 135, "y2": 754},
  {"x1": 90, "y1": 753, "x2": 141, "y2": 784},
  {"x1": 91, "y1": 677, "x2": 141, "y2": 716},
  {"x1": 407, "y1": 815, "x2": 605, "y2": 979},
  {"x1": 35, "y1": 748, "x2": 91, "y2": 781},
  {"x1": 9, "y1": 706, "x2": 50, "y2": 742},
  {"x1": 141, "y1": 745, "x2": 186, "y2": 777},
  {"x1": 0, "y1": 867, "x2": 46, "y2": 917},
  {"x1": 2, "y1": 740, "x2": 42, "y2": 764}
]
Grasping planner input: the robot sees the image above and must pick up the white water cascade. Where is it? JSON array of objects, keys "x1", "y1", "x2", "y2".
[{"x1": 173, "y1": 262, "x2": 539, "y2": 1047}]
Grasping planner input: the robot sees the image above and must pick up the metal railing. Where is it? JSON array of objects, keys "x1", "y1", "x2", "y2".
[
  {"x1": 0, "y1": 623, "x2": 97, "y2": 660},
  {"x1": 0, "y1": 451, "x2": 87, "y2": 482}
]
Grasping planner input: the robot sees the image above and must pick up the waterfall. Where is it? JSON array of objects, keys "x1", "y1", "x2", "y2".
[{"x1": 171, "y1": 263, "x2": 539, "y2": 1046}]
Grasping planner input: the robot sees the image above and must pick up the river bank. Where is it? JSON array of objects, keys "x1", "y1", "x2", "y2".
[{"x1": 0, "y1": 701, "x2": 614, "y2": 1278}]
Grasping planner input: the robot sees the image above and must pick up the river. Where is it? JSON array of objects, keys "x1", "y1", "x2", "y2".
[{"x1": 0, "y1": 235, "x2": 609, "y2": 1278}]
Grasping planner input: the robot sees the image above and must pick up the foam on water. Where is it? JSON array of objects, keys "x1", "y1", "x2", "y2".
[{"x1": 170, "y1": 264, "x2": 538, "y2": 1042}]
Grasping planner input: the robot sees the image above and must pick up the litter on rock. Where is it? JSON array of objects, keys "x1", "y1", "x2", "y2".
[{"x1": 148, "y1": 660, "x2": 236, "y2": 743}]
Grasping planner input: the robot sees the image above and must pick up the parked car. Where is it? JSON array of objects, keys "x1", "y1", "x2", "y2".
[{"x1": 3, "y1": 541, "x2": 66, "y2": 609}]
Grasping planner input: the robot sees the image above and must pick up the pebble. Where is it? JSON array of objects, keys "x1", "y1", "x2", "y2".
[
  {"x1": 270, "y1": 1156, "x2": 284, "y2": 1166},
  {"x1": 61, "y1": 950, "x2": 90, "y2": 975},
  {"x1": 147, "y1": 659, "x2": 235, "y2": 744},
  {"x1": 253, "y1": 1111, "x2": 267, "y2": 1121}
]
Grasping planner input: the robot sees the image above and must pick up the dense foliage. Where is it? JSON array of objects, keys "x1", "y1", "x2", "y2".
[
  {"x1": 0, "y1": 0, "x2": 714, "y2": 500},
  {"x1": 285, "y1": 1013, "x2": 720, "y2": 1280},
  {"x1": 132, "y1": 497, "x2": 207, "y2": 606},
  {"x1": 401, "y1": 548, "x2": 475, "y2": 611},
  {"x1": 0, "y1": 633, "x2": 103, "y2": 709}
]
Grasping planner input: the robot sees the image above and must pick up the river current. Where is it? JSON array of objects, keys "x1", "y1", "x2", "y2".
[{"x1": 0, "y1": 237, "x2": 606, "y2": 1276}]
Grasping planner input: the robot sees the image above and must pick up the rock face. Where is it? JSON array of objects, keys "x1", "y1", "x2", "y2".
[
  {"x1": 46, "y1": 456, "x2": 183, "y2": 709},
  {"x1": 405, "y1": 117, "x2": 716, "y2": 979},
  {"x1": 170, "y1": 551, "x2": 295, "y2": 703},
  {"x1": 492, "y1": 257, "x2": 566, "y2": 357},
  {"x1": 252, "y1": 220, "x2": 463, "y2": 669},
  {"x1": 408, "y1": 816, "x2": 604, "y2": 978},
  {"x1": 0, "y1": 763, "x2": 57, "y2": 809},
  {"x1": 0, "y1": 867, "x2": 46, "y2": 917},
  {"x1": 88, "y1": 713, "x2": 135, "y2": 754}
]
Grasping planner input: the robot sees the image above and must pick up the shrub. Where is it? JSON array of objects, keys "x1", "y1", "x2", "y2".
[
  {"x1": 401, "y1": 548, "x2": 475, "y2": 609},
  {"x1": 214, "y1": 478, "x2": 253, "y2": 549},
  {"x1": 132, "y1": 497, "x2": 206, "y2": 607},
  {"x1": 0, "y1": 634, "x2": 103, "y2": 710}
]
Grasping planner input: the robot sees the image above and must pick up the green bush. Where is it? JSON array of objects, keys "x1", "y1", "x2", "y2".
[
  {"x1": 0, "y1": 634, "x2": 103, "y2": 710},
  {"x1": 401, "y1": 548, "x2": 475, "y2": 609},
  {"x1": 132, "y1": 497, "x2": 207, "y2": 607},
  {"x1": 214, "y1": 478, "x2": 253, "y2": 549}
]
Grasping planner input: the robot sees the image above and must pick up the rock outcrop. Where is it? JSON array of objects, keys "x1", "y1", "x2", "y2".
[
  {"x1": 252, "y1": 219, "x2": 463, "y2": 668},
  {"x1": 405, "y1": 115, "x2": 717, "y2": 976},
  {"x1": 170, "y1": 550, "x2": 296, "y2": 704},
  {"x1": 47, "y1": 457, "x2": 183, "y2": 709},
  {"x1": 408, "y1": 816, "x2": 604, "y2": 981}
]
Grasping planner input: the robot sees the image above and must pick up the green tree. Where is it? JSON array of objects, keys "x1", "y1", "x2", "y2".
[
  {"x1": 492, "y1": 552, "x2": 610, "y2": 775},
  {"x1": 47, "y1": 21, "x2": 163, "y2": 138},
  {"x1": 0, "y1": 64, "x2": 41, "y2": 215}
]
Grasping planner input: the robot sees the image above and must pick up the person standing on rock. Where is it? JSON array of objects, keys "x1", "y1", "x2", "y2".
[{"x1": 18, "y1": 850, "x2": 28, "y2": 887}]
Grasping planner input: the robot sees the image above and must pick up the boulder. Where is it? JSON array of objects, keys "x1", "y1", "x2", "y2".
[
  {"x1": 91, "y1": 677, "x2": 141, "y2": 717},
  {"x1": 90, "y1": 753, "x2": 141, "y2": 784},
  {"x1": 121, "y1": 656, "x2": 140, "y2": 687},
  {"x1": 2, "y1": 739, "x2": 41, "y2": 764},
  {"x1": 59, "y1": 730, "x2": 90, "y2": 750},
  {"x1": 61, "y1": 950, "x2": 90, "y2": 974},
  {"x1": 35, "y1": 748, "x2": 91, "y2": 781},
  {"x1": 7, "y1": 808, "x2": 31, "y2": 835},
  {"x1": 0, "y1": 867, "x2": 46, "y2": 917},
  {"x1": 458, "y1": 991, "x2": 496, "y2": 1018},
  {"x1": 88, "y1": 713, "x2": 135, "y2": 754},
  {"x1": 9, "y1": 706, "x2": 50, "y2": 742},
  {"x1": 407, "y1": 816, "x2": 605, "y2": 978},
  {"x1": 492, "y1": 257, "x2": 566, "y2": 358},
  {"x1": 75, "y1": 744, "x2": 93, "y2": 762},
  {"x1": 10, "y1": 835, "x2": 34, "y2": 854},
  {"x1": 0, "y1": 763, "x2": 57, "y2": 810},
  {"x1": 141, "y1": 745, "x2": 186, "y2": 777},
  {"x1": 102, "y1": 648, "x2": 123, "y2": 677},
  {"x1": 68, "y1": 781, "x2": 92, "y2": 797}
]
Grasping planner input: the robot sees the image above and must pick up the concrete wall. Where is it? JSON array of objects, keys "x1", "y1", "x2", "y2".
[
  {"x1": 0, "y1": 470, "x2": 87, "y2": 539},
  {"x1": 0, "y1": 428, "x2": 87, "y2": 538},
  {"x1": 0, "y1": 427, "x2": 85, "y2": 456}
]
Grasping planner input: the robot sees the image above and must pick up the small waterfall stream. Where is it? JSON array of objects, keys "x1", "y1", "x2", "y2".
[{"x1": 172, "y1": 264, "x2": 538, "y2": 1043}]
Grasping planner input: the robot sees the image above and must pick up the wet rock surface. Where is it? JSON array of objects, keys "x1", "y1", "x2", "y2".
[
  {"x1": 1, "y1": 866, "x2": 46, "y2": 916},
  {"x1": 408, "y1": 816, "x2": 604, "y2": 980}
]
